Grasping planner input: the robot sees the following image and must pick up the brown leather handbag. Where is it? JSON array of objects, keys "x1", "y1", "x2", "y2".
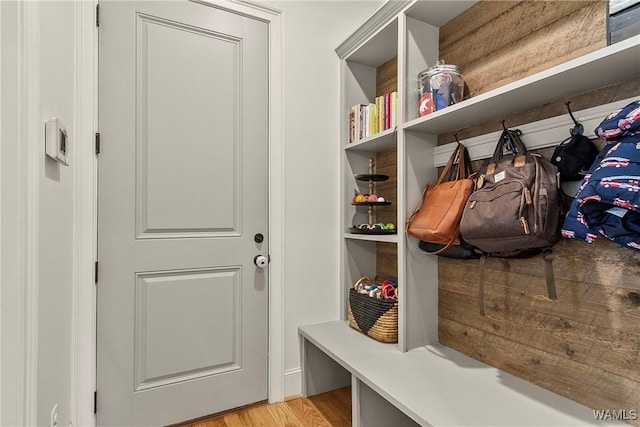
[{"x1": 406, "y1": 143, "x2": 475, "y2": 252}]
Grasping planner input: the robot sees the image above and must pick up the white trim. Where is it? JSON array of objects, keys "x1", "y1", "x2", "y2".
[
  {"x1": 0, "y1": 1, "x2": 3, "y2": 421},
  {"x1": 194, "y1": 0, "x2": 278, "y2": 20},
  {"x1": 284, "y1": 368, "x2": 302, "y2": 398},
  {"x1": 335, "y1": 1, "x2": 408, "y2": 59},
  {"x1": 265, "y1": 7, "x2": 286, "y2": 405},
  {"x1": 73, "y1": 1, "x2": 98, "y2": 427},
  {"x1": 433, "y1": 97, "x2": 639, "y2": 167},
  {"x1": 0, "y1": 5, "x2": 4, "y2": 424},
  {"x1": 21, "y1": 2, "x2": 40, "y2": 424}
]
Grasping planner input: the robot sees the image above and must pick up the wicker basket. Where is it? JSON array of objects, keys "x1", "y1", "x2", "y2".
[{"x1": 348, "y1": 288, "x2": 398, "y2": 343}]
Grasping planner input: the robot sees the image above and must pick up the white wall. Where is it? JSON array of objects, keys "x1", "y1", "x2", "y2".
[
  {"x1": 1, "y1": 2, "x2": 80, "y2": 426},
  {"x1": 37, "y1": 2, "x2": 77, "y2": 426},
  {"x1": 264, "y1": 0, "x2": 382, "y2": 395}
]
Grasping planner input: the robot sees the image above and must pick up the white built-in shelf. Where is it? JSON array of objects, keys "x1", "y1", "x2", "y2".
[
  {"x1": 345, "y1": 19, "x2": 398, "y2": 67},
  {"x1": 344, "y1": 232, "x2": 398, "y2": 243},
  {"x1": 345, "y1": 127, "x2": 396, "y2": 152},
  {"x1": 402, "y1": 36, "x2": 640, "y2": 135},
  {"x1": 299, "y1": 321, "x2": 614, "y2": 427}
]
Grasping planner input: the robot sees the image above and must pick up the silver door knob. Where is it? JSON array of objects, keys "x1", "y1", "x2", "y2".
[{"x1": 254, "y1": 255, "x2": 268, "y2": 268}]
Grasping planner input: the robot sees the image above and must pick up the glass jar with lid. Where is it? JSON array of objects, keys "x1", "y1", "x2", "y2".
[{"x1": 417, "y1": 60, "x2": 464, "y2": 117}]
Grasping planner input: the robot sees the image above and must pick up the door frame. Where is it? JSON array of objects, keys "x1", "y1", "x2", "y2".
[{"x1": 75, "y1": 1, "x2": 284, "y2": 425}]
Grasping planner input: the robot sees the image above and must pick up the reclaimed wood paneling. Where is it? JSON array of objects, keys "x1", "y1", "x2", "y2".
[
  {"x1": 439, "y1": 1, "x2": 607, "y2": 99},
  {"x1": 439, "y1": 1, "x2": 517, "y2": 50},
  {"x1": 437, "y1": 1, "x2": 640, "y2": 422},
  {"x1": 376, "y1": 57, "x2": 397, "y2": 99},
  {"x1": 373, "y1": 148, "x2": 397, "y2": 227},
  {"x1": 376, "y1": 61, "x2": 398, "y2": 282},
  {"x1": 375, "y1": 242, "x2": 397, "y2": 282},
  {"x1": 439, "y1": 317, "x2": 640, "y2": 412},
  {"x1": 375, "y1": 148, "x2": 398, "y2": 281}
]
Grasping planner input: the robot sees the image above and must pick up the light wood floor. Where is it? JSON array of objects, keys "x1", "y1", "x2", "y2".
[{"x1": 179, "y1": 387, "x2": 352, "y2": 427}]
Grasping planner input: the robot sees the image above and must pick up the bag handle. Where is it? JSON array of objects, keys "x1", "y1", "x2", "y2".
[
  {"x1": 437, "y1": 141, "x2": 474, "y2": 185},
  {"x1": 491, "y1": 126, "x2": 526, "y2": 162},
  {"x1": 484, "y1": 125, "x2": 526, "y2": 175},
  {"x1": 408, "y1": 142, "x2": 464, "y2": 222},
  {"x1": 436, "y1": 143, "x2": 464, "y2": 185}
]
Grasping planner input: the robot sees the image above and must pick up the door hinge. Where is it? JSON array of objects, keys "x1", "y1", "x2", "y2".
[
  {"x1": 96, "y1": 4, "x2": 100, "y2": 27},
  {"x1": 95, "y1": 132, "x2": 100, "y2": 155},
  {"x1": 94, "y1": 391, "x2": 97, "y2": 414},
  {"x1": 94, "y1": 261, "x2": 99, "y2": 284}
]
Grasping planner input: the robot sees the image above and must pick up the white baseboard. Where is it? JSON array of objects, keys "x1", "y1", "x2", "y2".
[{"x1": 284, "y1": 368, "x2": 302, "y2": 398}]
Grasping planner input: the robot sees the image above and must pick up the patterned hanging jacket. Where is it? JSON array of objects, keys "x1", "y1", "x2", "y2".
[{"x1": 561, "y1": 101, "x2": 640, "y2": 252}]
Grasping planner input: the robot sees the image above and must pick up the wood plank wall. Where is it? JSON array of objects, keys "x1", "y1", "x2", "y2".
[
  {"x1": 375, "y1": 57, "x2": 398, "y2": 281},
  {"x1": 436, "y1": 1, "x2": 640, "y2": 421},
  {"x1": 439, "y1": 1, "x2": 607, "y2": 99}
]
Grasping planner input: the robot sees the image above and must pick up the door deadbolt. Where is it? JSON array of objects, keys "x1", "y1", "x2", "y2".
[{"x1": 254, "y1": 233, "x2": 264, "y2": 243}]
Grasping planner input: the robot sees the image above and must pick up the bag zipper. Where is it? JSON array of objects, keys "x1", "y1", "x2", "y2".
[
  {"x1": 533, "y1": 155, "x2": 541, "y2": 233},
  {"x1": 518, "y1": 186, "x2": 529, "y2": 235}
]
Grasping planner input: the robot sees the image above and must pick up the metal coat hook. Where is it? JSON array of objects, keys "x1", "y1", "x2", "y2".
[
  {"x1": 450, "y1": 133, "x2": 463, "y2": 180},
  {"x1": 565, "y1": 101, "x2": 584, "y2": 136},
  {"x1": 452, "y1": 133, "x2": 461, "y2": 162}
]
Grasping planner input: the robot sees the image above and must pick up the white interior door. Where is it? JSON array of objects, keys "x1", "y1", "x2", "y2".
[{"x1": 97, "y1": 1, "x2": 269, "y2": 425}]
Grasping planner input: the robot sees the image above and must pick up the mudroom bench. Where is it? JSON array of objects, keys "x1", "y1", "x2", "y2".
[{"x1": 299, "y1": 321, "x2": 615, "y2": 427}]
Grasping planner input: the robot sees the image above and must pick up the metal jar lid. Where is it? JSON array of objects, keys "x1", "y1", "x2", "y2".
[{"x1": 418, "y1": 60, "x2": 461, "y2": 81}]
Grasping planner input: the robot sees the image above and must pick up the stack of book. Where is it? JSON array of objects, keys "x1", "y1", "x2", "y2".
[{"x1": 349, "y1": 91, "x2": 397, "y2": 143}]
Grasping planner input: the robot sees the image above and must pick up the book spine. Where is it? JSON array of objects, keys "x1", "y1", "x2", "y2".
[
  {"x1": 349, "y1": 105, "x2": 355, "y2": 143},
  {"x1": 385, "y1": 93, "x2": 391, "y2": 130},
  {"x1": 359, "y1": 105, "x2": 365, "y2": 140},
  {"x1": 364, "y1": 104, "x2": 370, "y2": 139},
  {"x1": 381, "y1": 95, "x2": 387, "y2": 130},
  {"x1": 391, "y1": 91, "x2": 398, "y2": 128},
  {"x1": 368, "y1": 103, "x2": 376, "y2": 137},
  {"x1": 376, "y1": 96, "x2": 382, "y2": 133},
  {"x1": 354, "y1": 105, "x2": 360, "y2": 142}
]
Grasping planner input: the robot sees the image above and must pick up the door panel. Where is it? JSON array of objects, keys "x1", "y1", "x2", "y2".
[
  {"x1": 134, "y1": 267, "x2": 241, "y2": 391},
  {"x1": 136, "y1": 14, "x2": 241, "y2": 237},
  {"x1": 97, "y1": 1, "x2": 268, "y2": 425}
]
